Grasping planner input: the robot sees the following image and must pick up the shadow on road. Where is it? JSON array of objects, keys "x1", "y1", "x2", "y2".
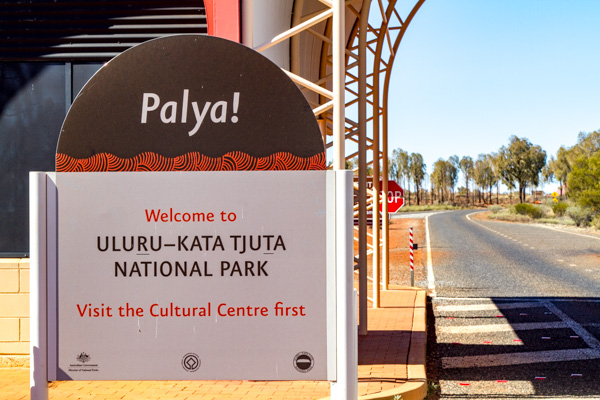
[{"x1": 427, "y1": 296, "x2": 600, "y2": 399}]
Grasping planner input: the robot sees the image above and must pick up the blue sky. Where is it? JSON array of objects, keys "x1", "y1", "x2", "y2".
[{"x1": 386, "y1": 0, "x2": 600, "y2": 190}]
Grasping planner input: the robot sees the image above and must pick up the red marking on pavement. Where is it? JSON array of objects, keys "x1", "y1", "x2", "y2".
[
  {"x1": 483, "y1": 341, "x2": 492, "y2": 344},
  {"x1": 459, "y1": 383, "x2": 470, "y2": 386},
  {"x1": 446, "y1": 317, "x2": 455, "y2": 319},
  {"x1": 513, "y1": 339, "x2": 522, "y2": 342},
  {"x1": 496, "y1": 380, "x2": 508, "y2": 383},
  {"x1": 535, "y1": 377, "x2": 546, "y2": 380},
  {"x1": 570, "y1": 336, "x2": 580, "y2": 339},
  {"x1": 452, "y1": 342, "x2": 461, "y2": 345},
  {"x1": 495, "y1": 315, "x2": 504, "y2": 318}
]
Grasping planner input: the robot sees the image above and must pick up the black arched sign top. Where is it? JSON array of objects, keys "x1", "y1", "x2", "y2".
[{"x1": 56, "y1": 35, "x2": 325, "y2": 171}]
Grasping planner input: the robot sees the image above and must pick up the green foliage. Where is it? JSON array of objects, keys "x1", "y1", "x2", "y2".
[
  {"x1": 427, "y1": 380, "x2": 440, "y2": 398},
  {"x1": 567, "y1": 151, "x2": 600, "y2": 213},
  {"x1": 549, "y1": 146, "x2": 571, "y2": 190},
  {"x1": 514, "y1": 203, "x2": 544, "y2": 219},
  {"x1": 488, "y1": 205, "x2": 503, "y2": 214},
  {"x1": 409, "y1": 152, "x2": 426, "y2": 205},
  {"x1": 345, "y1": 157, "x2": 358, "y2": 172},
  {"x1": 496, "y1": 136, "x2": 547, "y2": 203},
  {"x1": 552, "y1": 201, "x2": 568, "y2": 217},
  {"x1": 566, "y1": 205, "x2": 594, "y2": 227},
  {"x1": 431, "y1": 158, "x2": 458, "y2": 203},
  {"x1": 459, "y1": 156, "x2": 474, "y2": 204}
]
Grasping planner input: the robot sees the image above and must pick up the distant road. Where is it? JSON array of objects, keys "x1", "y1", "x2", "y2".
[
  {"x1": 429, "y1": 210, "x2": 600, "y2": 298},
  {"x1": 427, "y1": 210, "x2": 600, "y2": 399}
]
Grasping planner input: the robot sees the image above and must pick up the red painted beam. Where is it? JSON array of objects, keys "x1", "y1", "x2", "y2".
[{"x1": 204, "y1": 0, "x2": 241, "y2": 43}]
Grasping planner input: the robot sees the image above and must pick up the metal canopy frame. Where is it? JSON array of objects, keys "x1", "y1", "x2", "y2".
[{"x1": 253, "y1": 0, "x2": 425, "y2": 335}]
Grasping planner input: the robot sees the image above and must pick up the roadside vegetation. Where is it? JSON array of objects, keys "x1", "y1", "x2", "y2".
[
  {"x1": 484, "y1": 200, "x2": 600, "y2": 229},
  {"x1": 346, "y1": 130, "x2": 600, "y2": 230}
]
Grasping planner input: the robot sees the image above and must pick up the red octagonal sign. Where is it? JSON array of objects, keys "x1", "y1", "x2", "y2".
[{"x1": 381, "y1": 180, "x2": 404, "y2": 213}]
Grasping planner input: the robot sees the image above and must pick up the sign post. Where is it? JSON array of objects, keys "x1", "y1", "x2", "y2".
[
  {"x1": 31, "y1": 33, "x2": 356, "y2": 399},
  {"x1": 29, "y1": 172, "x2": 48, "y2": 400}
]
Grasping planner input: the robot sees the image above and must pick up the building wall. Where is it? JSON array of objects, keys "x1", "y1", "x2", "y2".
[
  {"x1": 241, "y1": 0, "x2": 293, "y2": 69},
  {"x1": 0, "y1": 258, "x2": 29, "y2": 366}
]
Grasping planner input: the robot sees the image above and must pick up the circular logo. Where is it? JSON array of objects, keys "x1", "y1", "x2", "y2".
[
  {"x1": 182, "y1": 353, "x2": 200, "y2": 372},
  {"x1": 293, "y1": 352, "x2": 314, "y2": 373}
]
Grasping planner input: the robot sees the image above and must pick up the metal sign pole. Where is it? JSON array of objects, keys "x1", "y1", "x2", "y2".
[
  {"x1": 330, "y1": 0, "x2": 357, "y2": 397},
  {"x1": 331, "y1": 170, "x2": 357, "y2": 399},
  {"x1": 30, "y1": 172, "x2": 49, "y2": 400}
]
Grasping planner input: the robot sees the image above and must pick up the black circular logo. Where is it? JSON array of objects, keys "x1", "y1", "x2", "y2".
[
  {"x1": 293, "y1": 352, "x2": 314, "y2": 373},
  {"x1": 182, "y1": 353, "x2": 200, "y2": 372}
]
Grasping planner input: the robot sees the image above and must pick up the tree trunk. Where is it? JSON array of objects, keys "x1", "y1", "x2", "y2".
[{"x1": 496, "y1": 184, "x2": 499, "y2": 204}]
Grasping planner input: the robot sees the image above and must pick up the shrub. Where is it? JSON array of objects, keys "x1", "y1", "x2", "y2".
[
  {"x1": 488, "y1": 205, "x2": 503, "y2": 214},
  {"x1": 552, "y1": 201, "x2": 568, "y2": 218},
  {"x1": 488, "y1": 213, "x2": 530, "y2": 223},
  {"x1": 566, "y1": 206, "x2": 594, "y2": 227},
  {"x1": 514, "y1": 203, "x2": 544, "y2": 219}
]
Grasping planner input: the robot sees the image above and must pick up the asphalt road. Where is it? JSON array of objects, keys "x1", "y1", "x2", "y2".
[{"x1": 427, "y1": 210, "x2": 600, "y2": 399}]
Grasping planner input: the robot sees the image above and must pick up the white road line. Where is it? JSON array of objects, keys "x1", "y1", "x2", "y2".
[
  {"x1": 440, "y1": 321, "x2": 569, "y2": 335},
  {"x1": 465, "y1": 211, "x2": 483, "y2": 222},
  {"x1": 426, "y1": 212, "x2": 436, "y2": 297},
  {"x1": 442, "y1": 348, "x2": 600, "y2": 369},
  {"x1": 538, "y1": 224, "x2": 600, "y2": 241},
  {"x1": 436, "y1": 297, "x2": 600, "y2": 303},
  {"x1": 436, "y1": 301, "x2": 544, "y2": 312},
  {"x1": 543, "y1": 301, "x2": 600, "y2": 349}
]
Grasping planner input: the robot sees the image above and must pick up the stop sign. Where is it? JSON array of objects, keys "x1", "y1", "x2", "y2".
[{"x1": 381, "y1": 180, "x2": 404, "y2": 213}]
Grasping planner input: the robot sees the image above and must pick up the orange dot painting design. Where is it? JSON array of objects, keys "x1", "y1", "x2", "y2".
[{"x1": 56, "y1": 151, "x2": 326, "y2": 172}]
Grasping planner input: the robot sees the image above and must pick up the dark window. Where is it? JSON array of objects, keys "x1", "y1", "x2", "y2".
[{"x1": 0, "y1": 1, "x2": 206, "y2": 255}]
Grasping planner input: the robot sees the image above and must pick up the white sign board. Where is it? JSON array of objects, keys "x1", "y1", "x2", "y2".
[{"x1": 54, "y1": 171, "x2": 331, "y2": 381}]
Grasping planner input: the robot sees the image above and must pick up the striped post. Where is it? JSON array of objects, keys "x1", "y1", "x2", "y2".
[{"x1": 409, "y1": 227, "x2": 414, "y2": 287}]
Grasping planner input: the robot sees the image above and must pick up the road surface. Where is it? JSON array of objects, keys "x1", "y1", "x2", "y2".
[{"x1": 427, "y1": 210, "x2": 600, "y2": 399}]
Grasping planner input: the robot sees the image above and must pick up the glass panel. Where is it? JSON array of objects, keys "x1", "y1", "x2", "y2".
[
  {"x1": 0, "y1": 63, "x2": 65, "y2": 254},
  {"x1": 73, "y1": 63, "x2": 103, "y2": 99}
]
